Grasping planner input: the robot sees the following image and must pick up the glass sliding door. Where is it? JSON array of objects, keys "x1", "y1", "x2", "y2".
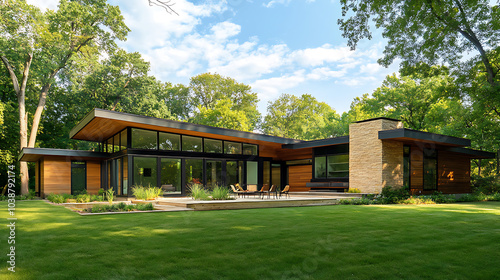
[
  {"x1": 226, "y1": 161, "x2": 240, "y2": 186},
  {"x1": 161, "y1": 158, "x2": 181, "y2": 194},
  {"x1": 115, "y1": 158, "x2": 122, "y2": 195},
  {"x1": 246, "y1": 161, "x2": 258, "y2": 186},
  {"x1": 272, "y1": 163, "x2": 281, "y2": 189},
  {"x1": 133, "y1": 157, "x2": 158, "y2": 188},
  {"x1": 123, "y1": 157, "x2": 128, "y2": 195},
  {"x1": 185, "y1": 159, "x2": 203, "y2": 185},
  {"x1": 206, "y1": 160, "x2": 222, "y2": 187}
]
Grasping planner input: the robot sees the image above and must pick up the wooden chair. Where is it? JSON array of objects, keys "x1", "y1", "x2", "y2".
[
  {"x1": 262, "y1": 185, "x2": 277, "y2": 199},
  {"x1": 257, "y1": 184, "x2": 270, "y2": 199},
  {"x1": 230, "y1": 185, "x2": 245, "y2": 198},
  {"x1": 279, "y1": 185, "x2": 290, "y2": 199}
]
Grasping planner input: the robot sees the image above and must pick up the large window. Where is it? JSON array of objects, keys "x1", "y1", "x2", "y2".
[
  {"x1": 242, "y1": 144, "x2": 258, "y2": 155},
  {"x1": 206, "y1": 160, "x2": 222, "y2": 187},
  {"x1": 246, "y1": 161, "x2": 258, "y2": 185},
  {"x1": 204, "y1": 139, "x2": 222, "y2": 153},
  {"x1": 182, "y1": 136, "x2": 202, "y2": 152},
  {"x1": 133, "y1": 157, "x2": 157, "y2": 187},
  {"x1": 315, "y1": 154, "x2": 348, "y2": 179},
  {"x1": 161, "y1": 158, "x2": 181, "y2": 194},
  {"x1": 327, "y1": 154, "x2": 349, "y2": 178},
  {"x1": 227, "y1": 161, "x2": 242, "y2": 186},
  {"x1": 314, "y1": 156, "x2": 327, "y2": 178},
  {"x1": 423, "y1": 150, "x2": 437, "y2": 190},
  {"x1": 224, "y1": 141, "x2": 242, "y2": 154},
  {"x1": 159, "y1": 132, "x2": 180, "y2": 151},
  {"x1": 185, "y1": 159, "x2": 203, "y2": 185},
  {"x1": 120, "y1": 129, "x2": 128, "y2": 150},
  {"x1": 131, "y1": 128, "x2": 157, "y2": 150}
]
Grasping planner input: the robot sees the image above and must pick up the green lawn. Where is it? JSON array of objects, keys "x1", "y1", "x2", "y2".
[{"x1": 1, "y1": 201, "x2": 500, "y2": 280}]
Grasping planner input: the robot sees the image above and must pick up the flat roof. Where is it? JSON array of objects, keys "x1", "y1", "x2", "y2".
[
  {"x1": 446, "y1": 147, "x2": 495, "y2": 159},
  {"x1": 69, "y1": 108, "x2": 302, "y2": 145},
  {"x1": 282, "y1": 136, "x2": 349, "y2": 149},
  {"x1": 355, "y1": 117, "x2": 401, "y2": 123},
  {"x1": 19, "y1": 148, "x2": 109, "y2": 162},
  {"x1": 378, "y1": 128, "x2": 471, "y2": 147}
]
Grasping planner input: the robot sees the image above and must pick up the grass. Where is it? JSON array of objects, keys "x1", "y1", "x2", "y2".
[{"x1": 1, "y1": 201, "x2": 500, "y2": 279}]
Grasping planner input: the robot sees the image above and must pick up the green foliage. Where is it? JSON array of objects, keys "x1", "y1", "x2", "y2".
[
  {"x1": 76, "y1": 194, "x2": 91, "y2": 203},
  {"x1": 117, "y1": 202, "x2": 127, "y2": 210},
  {"x1": 379, "y1": 186, "x2": 411, "y2": 204},
  {"x1": 398, "y1": 197, "x2": 435, "y2": 205},
  {"x1": 106, "y1": 189, "x2": 114, "y2": 204},
  {"x1": 188, "y1": 73, "x2": 261, "y2": 131},
  {"x1": 46, "y1": 194, "x2": 66, "y2": 204},
  {"x1": 132, "y1": 185, "x2": 163, "y2": 200},
  {"x1": 188, "y1": 184, "x2": 211, "y2": 201},
  {"x1": 346, "y1": 188, "x2": 361, "y2": 193},
  {"x1": 136, "y1": 203, "x2": 154, "y2": 211},
  {"x1": 262, "y1": 93, "x2": 341, "y2": 140},
  {"x1": 338, "y1": 198, "x2": 373, "y2": 205},
  {"x1": 472, "y1": 174, "x2": 500, "y2": 194},
  {"x1": 211, "y1": 186, "x2": 232, "y2": 200}
]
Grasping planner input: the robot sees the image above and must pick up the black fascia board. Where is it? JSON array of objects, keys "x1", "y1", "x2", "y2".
[
  {"x1": 446, "y1": 147, "x2": 496, "y2": 159},
  {"x1": 19, "y1": 147, "x2": 109, "y2": 161},
  {"x1": 70, "y1": 108, "x2": 302, "y2": 145},
  {"x1": 282, "y1": 136, "x2": 349, "y2": 149},
  {"x1": 378, "y1": 128, "x2": 471, "y2": 147}
]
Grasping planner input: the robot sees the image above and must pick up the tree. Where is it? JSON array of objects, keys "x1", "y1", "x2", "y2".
[
  {"x1": 191, "y1": 98, "x2": 251, "y2": 131},
  {"x1": 338, "y1": 0, "x2": 500, "y2": 110},
  {"x1": 188, "y1": 73, "x2": 261, "y2": 131},
  {"x1": 0, "y1": 0, "x2": 129, "y2": 193},
  {"x1": 262, "y1": 94, "x2": 340, "y2": 140}
]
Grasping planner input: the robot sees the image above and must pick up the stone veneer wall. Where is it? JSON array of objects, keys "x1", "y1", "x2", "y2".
[{"x1": 349, "y1": 119, "x2": 404, "y2": 193}]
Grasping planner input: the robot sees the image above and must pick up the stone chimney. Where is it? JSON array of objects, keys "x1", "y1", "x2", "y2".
[{"x1": 349, "y1": 118, "x2": 404, "y2": 193}]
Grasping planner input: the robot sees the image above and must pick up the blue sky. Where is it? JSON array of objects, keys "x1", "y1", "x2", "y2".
[{"x1": 29, "y1": 0, "x2": 400, "y2": 115}]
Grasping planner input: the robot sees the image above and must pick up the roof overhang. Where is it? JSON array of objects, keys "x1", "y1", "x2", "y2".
[
  {"x1": 445, "y1": 147, "x2": 496, "y2": 159},
  {"x1": 69, "y1": 109, "x2": 301, "y2": 145},
  {"x1": 282, "y1": 136, "x2": 349, "y2": 149},
  {"x1": 19, "y1": 148, "x2": 109, "y2": 162},
  {"x1": 378, "y1": 128, "x2": 470, "y2": 147}
]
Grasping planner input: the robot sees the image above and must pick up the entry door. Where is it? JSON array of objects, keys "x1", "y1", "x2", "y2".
[
  {"x1": 71, "y1": 161, "x2": 87, "y2": 195},
  {"x1": 271, "y1": 163, "x2": 281, "y2": 189}
]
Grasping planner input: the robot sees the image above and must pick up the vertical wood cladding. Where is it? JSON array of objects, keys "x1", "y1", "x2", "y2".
[
  {"x1": 43, "y1": 156, "x2": 71, "y2": 195},
  {"x1": 288, "y1": 165, "x2": 312, "y2": 192},
  {"x1": 410, "y1": 148, "x2": 424, "y2": 191},
  {"x1": 87, "y1": 161, "x2": 101, "y2": 194},
  {"x1": 277, "y1": 148, "x2": 313, "y2": 161},
  {"x1": 438, "y1": 151, "x2": 471, "y2": 193}
]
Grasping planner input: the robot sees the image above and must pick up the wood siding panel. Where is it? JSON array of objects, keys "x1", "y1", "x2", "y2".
[
  {"x1": 43, "y1": 156, "x2": 71, "y2": 195},
  {"x1": 288, "y1": 165, "x2": 312, "y2": 192},
  {"x1": 277, "y1": 148, "x2": 312, "y2": 161},
  {"x1": 87, "y1": 161, "x2": 101, "y2": 194},
  {"x1": 40, "y1": 160, "x2": 45, "y2": 198},
  {"x1": 438, "y1": 151, "x2": 471, "y2": 193}
]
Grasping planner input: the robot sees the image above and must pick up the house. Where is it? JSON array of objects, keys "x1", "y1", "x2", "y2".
[{"x1": 19, "y1": 108, "x2": 494, "y2": 197}]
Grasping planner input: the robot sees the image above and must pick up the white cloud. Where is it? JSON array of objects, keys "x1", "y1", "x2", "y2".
[
  {"x1": 290, "y1": 44, "x2": 356, "y2": 67},
  {"x1": 263, "y1": 0, "x2": 292, "y2": 8},
  {"x1": 360, "y1": 63, "x2": 382, "y2": 75},
  {"x1": 251, "y1": 70, "x2": 306, "y2": 100}
]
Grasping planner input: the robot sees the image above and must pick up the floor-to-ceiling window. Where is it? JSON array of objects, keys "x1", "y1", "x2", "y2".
[
  {"x1": 423, "y1": 149, "x2": 437, "y2": 190},
  {"x1": 246, "y1": 161, "x2": 258, "y2": 186},
  {"x1": 160, "y1": 158, "x2": 181, "y2": 194},
  {"x1": 206, "y1": 160, "x2": 222, "y2": 187},
  {"x1": 185, "y1": 159, "x2": 203, "y2": 185},
  {"x1": 226, "y1": 161, "x2": 241, "y2": 186},
  {"x1": 133, "y1": 157, "x2": 158, "y2": 188}
]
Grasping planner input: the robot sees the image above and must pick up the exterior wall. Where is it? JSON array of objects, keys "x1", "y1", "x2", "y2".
[
  {"x1": 42, "y1": 156, "x2": 71, "y2": 195},
  {"x1": 87, "y1": 161, "x2": 101, "y2": 194},
  {"x1": 438, "y1": 151, "x2": 471, "y2": 193},
  {"x1": 288, "y1": 165, "x2": 312, "y2": 192},
  {"x1": 410, "y1": 148, "x2": 424, "y2": 191},
  {"x1": 349, "y1": 119, "x2": 403, "y2": 193}
]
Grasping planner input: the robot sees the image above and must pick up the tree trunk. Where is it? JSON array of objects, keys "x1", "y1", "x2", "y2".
[
  {"x1": 28, "y1": 85, "x2": 49, "y2": 147},
  {"x1": 1, "y1": 54, "x2": 32, "y2": 194}
]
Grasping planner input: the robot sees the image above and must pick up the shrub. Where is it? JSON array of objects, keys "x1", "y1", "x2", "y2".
[
  {"x1": 47, "y1": 194, "x2": 66, "y2": 204},
  {"x1": 106, "y1": 189, "x2": 115, "y2": 204},
  {"x1": 399, "y1": 196, "x2": 435, "y2": 205},
  {"x1": 346, "y1": 188, "x2": 362, "y2": 193},
  {"x1": 487, "y1": 193, "x2": 500, "y2": 201},
  {"x1": 471, "y1": 174, "x2": 500, "y2": 194},
  {"x1": 125, "y1": 205, "x2": 135, "y2": 211},
  {"x1": 136, "y1": 203, "x2": 154, "y2": 211},
  {"x1": 117, "y1": 202, "x2": 127, "y2": 210},
  {"x1": 76, "y1": 194, "x2": 91, "y2": 203},
  {"x1": 91, "y1": 204, "x2": 102, "y2": 213},
  {"x1": 211, "y1": 186, "x2": 232, "y2": 200},
  {"x1": 456, "y1": 193, "x2": 478, "y2": 202},
  {"x1": 132, "y1": 185, "x2": 163, "y2": 200},
  {"x1": 428, "y1": 192, "x2": 456, "y2": 204},
  {"x1": 90, "y1": 194, "x2": 104, "y2": 202},
  {"x1": 380, "y1": 186, "x2": 410, "y2": 204},
  {"x1": 188, "y1": 184, "x2": 210, "y2": 200},
  {"x1": 339, "y1": 198, "x2": 372, "y2": 205}
]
